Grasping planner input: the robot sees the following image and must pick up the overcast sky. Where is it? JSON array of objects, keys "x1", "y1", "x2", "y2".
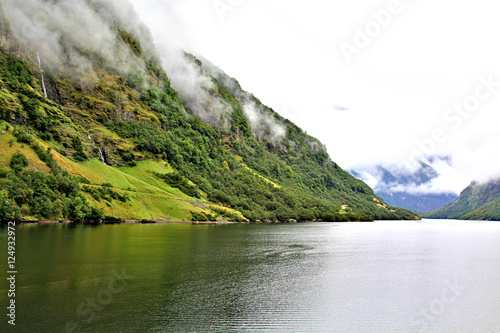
[{"x1": 130, "y1": 0, "x2": 500, "y2": 191}]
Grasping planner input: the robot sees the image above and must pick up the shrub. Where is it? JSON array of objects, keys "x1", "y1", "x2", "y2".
[
  {"x1": 10, "y1": 151, "x2": 29, "y2": 172},
  {"x1": 0, "y1": 190, "x2": 21, "y2": 222},
  {"x1": 190, "y1": 211, "x2": 216, "y2": 222},
  {"x1": 72, "y1": 137, "x2": 87, "y2": 161},
  {"x1": 156, "y1": 172, "x2": 201, "y2": 198},
  {"x1": 13, "y1": 128, "x2": 34, "y2": 144}
]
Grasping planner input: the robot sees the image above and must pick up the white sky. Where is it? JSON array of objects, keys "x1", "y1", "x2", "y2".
[{"x1": 131, "y1": 0, "x2": 500, "y2": 189}]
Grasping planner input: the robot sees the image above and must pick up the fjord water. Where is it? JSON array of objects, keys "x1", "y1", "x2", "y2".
[{"x1": 1, "y1": 220, "x2": 500, "y2": 332}]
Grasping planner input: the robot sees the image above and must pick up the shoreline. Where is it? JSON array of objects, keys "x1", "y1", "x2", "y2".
[{"x1": 1, "y1": 219, "x2": 380, "y2": 225}]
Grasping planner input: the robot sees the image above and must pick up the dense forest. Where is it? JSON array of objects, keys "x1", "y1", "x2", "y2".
[{"x1": 0, "y1": 0, "x2": 417, "y2": 222}]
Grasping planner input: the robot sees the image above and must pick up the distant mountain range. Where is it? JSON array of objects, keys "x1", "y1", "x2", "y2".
[
  {"x1": 423, "y1": 179, "x2": 500, "y2": 221},
  {"x1": 351, "y1": 159, "x2": 500, "y2": 221},
  {"x1": 350, "y1": 158, "x2": 458, "y2": 213}
]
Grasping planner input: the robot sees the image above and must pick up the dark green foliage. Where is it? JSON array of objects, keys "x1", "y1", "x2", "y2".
[
  {"x1": 0, "y1": 168, "x2": 8, "y2": 178},
  {"x1": 75, "y1": 176, "x2": 91, "y2": 184},
  {"x1": 156, "y1": 171, "x2": 201, "y2": 199},
  {"x1": 297, "y1": 209, "x2": 315, "y2": 222},
  {"x1": 0, "y1": 100, "x2": 12, "y2": 120},
  {"x1": 9, "y1": 151, "x2": 28, "y2": 172},
  {"x1": 1, "y1": 167, "x2": 102, "y2": 221},
  {"x1": 122, "y1": 153, "x2": 134, "y2": 161},
  {"x1": 82, "y1": 185, "x2": 129, "y2": 203},
  {"x1": 32, "y1": 144, "x2": 61, "y2": 172},
  {"x1": 119, "y1": 150, "x2": 136, "y2": 166},
  {"x1": 0, "y1": 144, "x2": 102, "y2": 221},
  {"x1": 72, "y1": 136, "x2": 87, "y2": 161},
  {"x1": 0, "y1": 190, "x2": 21, "y2": 222},
  {"x1": 184, "y1": 53, "x2": 202, "y2": 67},
  {"x1": 20, "y1": 94, "x2": 40, "y2": 119},
  {"x1": 0, "y1": 47, "x2": 33, "y2": 91},
  {"x1": 119, "y1": 30, "x2": 143, "y2": 56},
  {"x1": 13, "y1": 127, "x2": 34, "y2": 143},
  {"x1": 72, "y1": 136, "x2": 83, "y2": 151},
  {"x1": 52, "y1": 130, "x2": 61, "y2": 142},
  {"x1": 146, "y1": 61, "x2": 162, "y2": 79},
  {"x1": 231, "y1": 107, "x2": 252, "y2": 137},
  {"x1": 191, "y1": 211, "x2": 217, "y2": 222},
  {"x1": 126, "y1": 160, "x2": 137, "y2": 167},
  {"x1": 66, "y1": 196, "x2": 103, "y2": 221}
]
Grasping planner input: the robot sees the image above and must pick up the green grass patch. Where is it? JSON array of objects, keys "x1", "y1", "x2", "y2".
[{"x1": 67, "y1": 158, "x2": 210, "y2": 220}]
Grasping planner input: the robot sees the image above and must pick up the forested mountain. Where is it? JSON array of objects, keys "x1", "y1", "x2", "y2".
[
  {"x1": 0, "y1": 0, "x2": 417, "y2": 222},
  {"x1": 423, "y1": 179, "x2": 500, "y2": 221},
  {"x1": 350, "y1": 159, "x2": 458, "y2": 213}
]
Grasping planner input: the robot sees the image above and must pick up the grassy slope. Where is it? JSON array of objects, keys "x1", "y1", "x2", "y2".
[
  {"x1": 1, "y1": 121, "x2": 244, "y2": 221},
  {"x1": 74, "y1": 159, "x2": 208, "y2": 221},
  {"x1": 462, "y1": 197, "x2": 500, "y2": 221},
  {"x1": 423, "y1": 180, "x2": 500, "y2": 221},
  {"x1": 0, "y1": 123, "x2": 51, "y2": 174}
]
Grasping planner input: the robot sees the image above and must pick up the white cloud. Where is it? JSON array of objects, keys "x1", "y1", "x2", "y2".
[
  {"x1": 242, "y1": 102, "x2": 286, "y2": 142},
  {"x1": 129, "y1": 0, "x2": 500, "y2": 187},
  {"x1": 354, "y1": 157, "x2": 469, "y2": 196},
  {"x1": 3, "y1": 0, "x2": 154, "y2": 86}
]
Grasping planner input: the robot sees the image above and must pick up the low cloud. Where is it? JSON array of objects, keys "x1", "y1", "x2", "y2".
[
  {"x1": 2, "y1": 0, "x2": 156, "y2": 87},
  {"x1": 242, "y1": 102, "x2": 286, "y2": 142},
  {"x1": 130, "y1": 0, "x2": 500, "y2": 186},
  {"x1": 130, "y1": 0, "x2": 291, "y2": 141},
  {"x1": 353, "y1": 156, "x2": 470, "y2": 195}
]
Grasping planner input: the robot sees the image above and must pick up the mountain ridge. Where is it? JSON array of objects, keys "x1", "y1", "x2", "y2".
[
  {"x1": 0, "y1": 0, "x2": 418, "y2": 222},
  {"x1": 423, "y1": 179, "x2": 500, "y2": 221}
]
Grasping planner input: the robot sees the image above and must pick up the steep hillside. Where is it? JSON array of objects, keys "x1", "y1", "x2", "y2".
[
  {"x1": 0, "y1": 0, "x2": 417, "y2": 222},
  {"x1": 423, "y1": 179, "x2": 500, "y2": 221}
]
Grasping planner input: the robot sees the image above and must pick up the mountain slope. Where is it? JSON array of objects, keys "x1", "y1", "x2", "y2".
[
  {"x1": 0, "y1": 0, "x2": 418, "y2": 222},
  {"x1": 462, "y1": 197, "x2": 500, "y2": 220},
  {"x1": 423, "y1": 179, "x2": 500, "y2": 220}
]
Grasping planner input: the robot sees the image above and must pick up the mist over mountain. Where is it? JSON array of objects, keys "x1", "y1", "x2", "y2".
[
  {"x1": 351, "y1": 153, "x2": 500, "y2": 221},
  {"x1": 0, "y1": 0, "x2": 418, "y2": 222},
  {"x1": 350, "y1": 157, "x2": 460, "y2": 213}
]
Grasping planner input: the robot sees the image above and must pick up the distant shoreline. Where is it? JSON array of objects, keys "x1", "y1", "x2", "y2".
[{"x1": 1, "y1": 219, "x2": 378, "y2": 225}]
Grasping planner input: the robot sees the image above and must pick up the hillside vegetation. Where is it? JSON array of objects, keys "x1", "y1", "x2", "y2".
[
  {"x1": 423, "y1": 180, "x2": 500, "y2": 221},
  {"x1": 0, "y1": 0, "x2": 417, "y2": 222}
]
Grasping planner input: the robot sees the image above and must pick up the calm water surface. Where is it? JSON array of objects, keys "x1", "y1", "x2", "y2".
[{"x1": 1, "y1": 220, "x2": 500, "y2": 332}]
